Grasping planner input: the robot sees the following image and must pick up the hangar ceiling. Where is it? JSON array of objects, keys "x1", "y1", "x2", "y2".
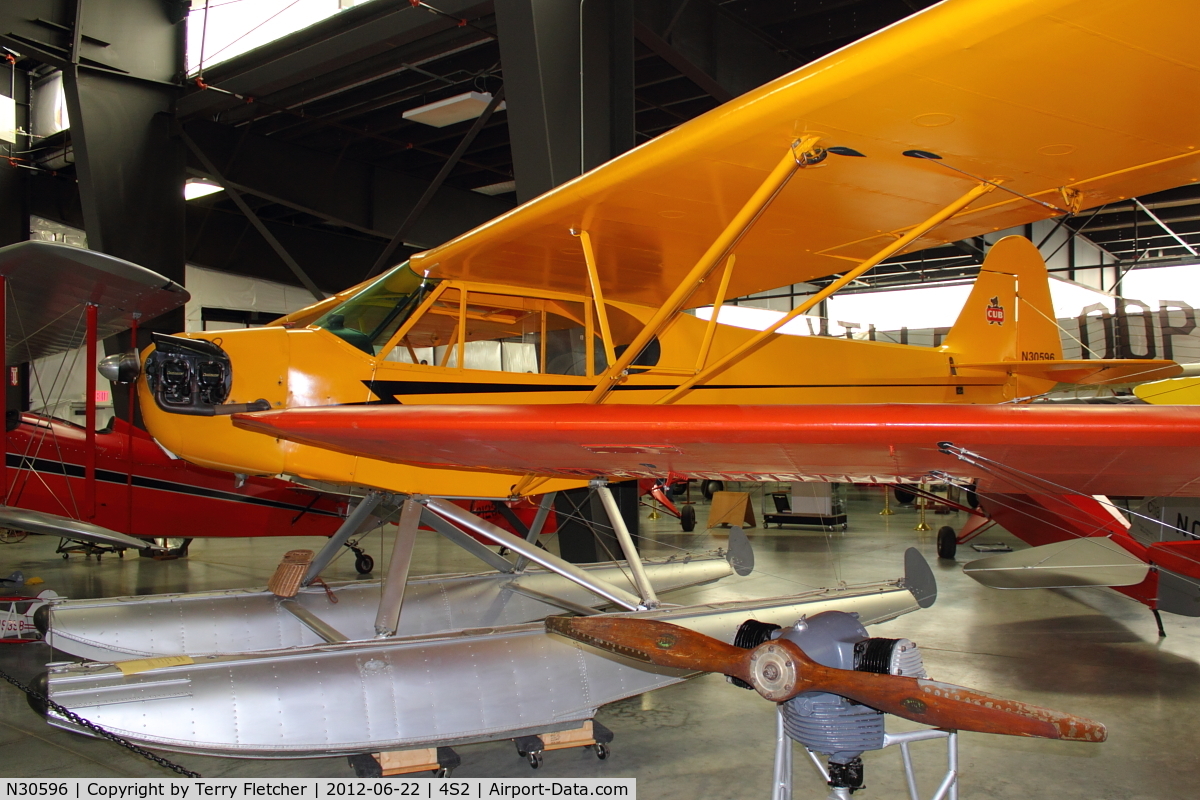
[{"x1": 3, "y1": 0, "x2": 1200, "y2": 300}]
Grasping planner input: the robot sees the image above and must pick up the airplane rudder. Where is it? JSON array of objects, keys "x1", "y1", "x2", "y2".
[{"x1": 943, "y1": 241, "x2": 1020, "y2": 361}]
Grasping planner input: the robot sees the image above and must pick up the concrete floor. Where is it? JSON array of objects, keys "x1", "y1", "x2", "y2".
[{"x1": 1, "y1": 486, "x2": 1197, "y2": 798}]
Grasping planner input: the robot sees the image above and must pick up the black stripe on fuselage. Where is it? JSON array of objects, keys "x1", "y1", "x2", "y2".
[
  {"x1": 362, "y1": 379, "x2": 960, "y2": 403},
  {"x1": 4, "y1": 453, "x2": 339, "y2": 517}
]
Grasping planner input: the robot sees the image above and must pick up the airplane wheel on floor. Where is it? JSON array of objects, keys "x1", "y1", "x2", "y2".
[
  {"x1": 702, "y1": 480, "x2": 724, "y2": 500},
  {"x1": 680, "y1": 504, "x2": 696, "y2": 532},
  {"x1": 355, "y1": 553, "x2": 375, "y2": 574},
  {"x1": 893, "y1": 487, "x2": 916, "y2": 506},
  {"x1": 937, "y1": 526, "x2": 958, "y2": 559}
]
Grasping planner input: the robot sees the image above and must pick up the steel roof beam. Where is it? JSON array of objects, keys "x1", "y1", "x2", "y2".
[
  {"x1": 177, "y1": 1, "x2": 494, "y2": 120},
  {"x1": 182, "y1": 119, "x2": 512, "y2": 247}
]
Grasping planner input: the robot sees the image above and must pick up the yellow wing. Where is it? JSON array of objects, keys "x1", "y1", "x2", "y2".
[{"x1": 410, "y1": 0, "x2": 1200, "y2": 307}]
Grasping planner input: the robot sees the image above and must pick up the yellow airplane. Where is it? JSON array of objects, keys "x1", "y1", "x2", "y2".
[
  {"x1": 126, "y1": 0, "x2": 1198, "y2": 501},
  {"x1": 30, "y1": 0, "x2": 1200, "y2": 770},
  {"x1": 140, "y1": 235, "x2": 1177, "y2": 499},
  {"x1": 1135, "y1": 375, "x2": 1200, "y2": 405}
]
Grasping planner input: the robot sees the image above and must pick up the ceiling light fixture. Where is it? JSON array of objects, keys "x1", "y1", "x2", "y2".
[
  {"x1": 185, "y1": 179, "x2": 223, "y2": 201},
  {"x1": 402, "y1": 92, "x2": 505, "y2": 128}
]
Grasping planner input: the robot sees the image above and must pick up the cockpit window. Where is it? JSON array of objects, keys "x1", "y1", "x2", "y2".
[{"x1": 313, "y1": 263, "x2": 437, "y2": 355}]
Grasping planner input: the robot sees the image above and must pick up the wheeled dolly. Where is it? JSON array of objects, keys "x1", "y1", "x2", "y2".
[
  {"x1": 347, "y1": 746, "x2": 461, "y2": 778},
  {"x1": 513, "y1": 720, "x2": 613, "y2": 769}
]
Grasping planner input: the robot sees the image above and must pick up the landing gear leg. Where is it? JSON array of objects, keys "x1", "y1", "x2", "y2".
[{"x1": 1153, "y1": 608, "x2": 1166, "y2": 638}]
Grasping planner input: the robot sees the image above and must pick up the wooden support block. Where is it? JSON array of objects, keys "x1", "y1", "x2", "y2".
[
  {"x1": 268, "y1": 550, "x2": 313, "y2": 598},
  {"x1": 539, "y1": 721, "x2": 596, "y2": 751},
  {"x1": 374, "y1": 748, "x2": 440, "y2": 776},
  {"x1": 707, "y1": 491, "x2": 756, "y2": 529}
]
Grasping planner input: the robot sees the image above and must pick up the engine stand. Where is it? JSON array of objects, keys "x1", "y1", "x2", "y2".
[{"x1": 771, "y1": 707, "x2": 959, "y2": 800}]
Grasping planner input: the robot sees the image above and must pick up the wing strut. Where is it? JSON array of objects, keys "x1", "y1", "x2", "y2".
[
  {"x1": 512, "y1": 492, "x2": 556, "y2": 572},
  {"x1": 421, "y1": 496, "x2": 648, "y2": 610},
  {"x1": 594, "y1": 481, "x2": 659, "y2": 608},
  {"x1": 581, "y1": 135, "x2": 823, "y2": 405},
  {"x1": 657, "y1": 179, "x2": 998, "y2": 405}
]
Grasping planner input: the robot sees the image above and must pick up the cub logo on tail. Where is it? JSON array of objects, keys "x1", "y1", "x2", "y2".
[{"x1": 986, "y1": 297, "x2": 1005, "y2": 325}]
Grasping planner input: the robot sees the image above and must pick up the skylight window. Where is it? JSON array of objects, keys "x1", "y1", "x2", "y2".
[{"x1": 187, "y1": 0, "x2": 365, "y2": 76}]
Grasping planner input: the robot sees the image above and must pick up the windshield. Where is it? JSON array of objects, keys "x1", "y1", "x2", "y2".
[{"x1": 314, "y1": 262, "x2": 437, "y2": 355}]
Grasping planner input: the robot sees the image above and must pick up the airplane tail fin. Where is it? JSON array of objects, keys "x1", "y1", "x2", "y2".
[{"x1": 941, "y1": 235, "x2": 1063, "y2": 364}]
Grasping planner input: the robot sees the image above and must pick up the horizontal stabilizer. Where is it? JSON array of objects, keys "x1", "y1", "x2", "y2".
[
  {"x1": 0, "y1": 506, "x2": 146, "y2": 550},
  {"x1": 964, "y1": 537, "x2": 1148, "y2": 590},
  {"x1": 957, "y1": 359, "x2": 1179, "y2": 386},
  {"x1": 1148, "y1": 539, "x2": 1200, "y2": 581}
]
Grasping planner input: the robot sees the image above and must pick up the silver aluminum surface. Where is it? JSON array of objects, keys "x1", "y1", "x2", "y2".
[
  {"x1": 963, "y1": 536, "x2": 1149, "y2": 589},
  {"x1": 0, "y1": 506, "x2": 147, "y2": 550},
  {"x1": 43, "y1": 581, "x2": 920, "y2": 757},
  {"x1": 0, "y1": 240, "x2": 188, "y2": 364},
  {"x1": 47, "y1": 557, "x2": 733, "y2": 661}
]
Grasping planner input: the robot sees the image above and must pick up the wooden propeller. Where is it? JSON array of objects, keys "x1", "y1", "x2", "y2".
[{"x1": 546, "y1": 616, "x2": 1105, "y2": 742}]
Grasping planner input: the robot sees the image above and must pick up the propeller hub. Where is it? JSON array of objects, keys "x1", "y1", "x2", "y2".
[{"x1": 748, "y1": 643, "x2": 798, "y2": 701}]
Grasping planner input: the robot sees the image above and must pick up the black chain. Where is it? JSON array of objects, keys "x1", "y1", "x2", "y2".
[{"x1": 0, "y1": 667, "x2": 201, "y2": 777}]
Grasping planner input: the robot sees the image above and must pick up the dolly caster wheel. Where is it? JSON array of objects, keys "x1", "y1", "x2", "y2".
[
  {"x1": 527, "y1": 752, "x2": 542, "y2": 769},
  {"x1": 434, "y1": 768, "x2": 453, "y2": 778},
  {"x1": 594, "y1": 743, "x2": 609, "y2": 760}
]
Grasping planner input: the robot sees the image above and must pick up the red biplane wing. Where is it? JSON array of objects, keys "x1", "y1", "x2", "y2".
[{"x1": 232, "y1": 404, "x2": 1200, "y2": 498}]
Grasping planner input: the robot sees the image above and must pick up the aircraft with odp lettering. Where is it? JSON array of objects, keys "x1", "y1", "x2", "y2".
[{"x1": 26, "y1": 0, "x2": 1200, "y2": 775}]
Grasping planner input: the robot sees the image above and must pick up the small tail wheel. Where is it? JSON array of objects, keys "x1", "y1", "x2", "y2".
[
  {"x1": 527, "y1": 751, "x2": 542, "y2": 769},
  {"x1": 594, "y1": 743, "x2": 609, "y2": 760},
  {"x1": 679, "y1": 504, "x2": 696, "y2": 532},
  {"x1": 354, "y1": 552, "x2": 375, "y2": 574},
  {"x1": 937, "y1": 526, "x2": 958, "y2": 560}
]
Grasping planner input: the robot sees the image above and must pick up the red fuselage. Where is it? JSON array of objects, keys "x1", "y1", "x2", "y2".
[{"x1": 4, "y1": 414, "x2": 344, "y2": 540}]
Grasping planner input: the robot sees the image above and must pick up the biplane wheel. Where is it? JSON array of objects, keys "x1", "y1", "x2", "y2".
[
  {"x1": 594, "y1": 743, "x2": 609, "y2": 760},
  {"x1": 702, "y1": 480, "x2": 724, "y2": 501},
  {"x1": 354, "y1": 553, "x2": 375, "y2": 574},
  {"x1": 527, "y1": 752, "x2": 542, "y2": 769},
  {"x1": 893, "y1": 487, "x2": 916, "y2": 506},
  {"x1": 62, "y1": 553, "x2": 68, "y2": 560},
  {"x1": 937, "y1": 526, "x2": 958, "y2": 560},
  {"x1": 680, "y1": 504, "x2": 696, "y2": 532}
]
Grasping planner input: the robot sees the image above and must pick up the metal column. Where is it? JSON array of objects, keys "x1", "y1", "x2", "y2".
[
  {"x1": 0, "y1": 274, "x2": 5, "y2": 502},
  {"x1": 374, "y1": 497, "x2": 421, "y2": 637},
  {"x1": 772, "y1": 706, "x2": 793, "y2": 800},
  {"x1": 84, "y1": 303, "x2": 97, "y2": 519}
]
